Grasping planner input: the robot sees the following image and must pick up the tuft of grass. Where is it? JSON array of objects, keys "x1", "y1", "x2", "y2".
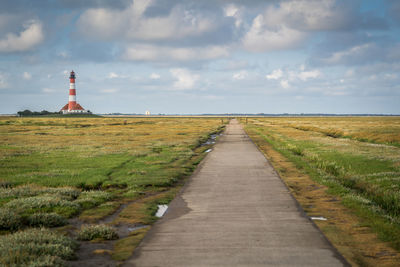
[
  {"x1": 5, "y1": 195, "x2": 80, "y2": 218},
  {"x1": 0, "y1": 228, "x2": 77, "y2": 266},
  {"x1": 77, "y1": 224, "x2": 119, "y2": 241},
  {"x1": 0, "y1": 185, "x2": 80, "y2": 200},
  {"x1": 0, "y1": 208, "x2": 22, "y2": 230},
  {"x1": 75, "y1": 190, "x2": 113, "y2": 209},
  {"x1": 115, "y1": 189, "x2": 178, "y2": 225},
  {"x1": 112, "y1": 227, "x2": 149, "y2": 261},
  {"x1": 79, "y1": 201, "x2": 120, "y2": 222},
  {"x1": 27, "y1": 213, "x2": 67, "y2": 227},
  {"x1": 286, "y1": 143, "x2": 304, "y2": 156}
]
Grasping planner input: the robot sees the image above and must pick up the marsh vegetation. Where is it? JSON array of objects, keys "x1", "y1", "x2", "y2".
[
  {"x1": 0, "y1": 117, "x2": 225, "y2": 265},
  {"x1": 244, "y1": 116, "x2": 400, "y2": 266}
]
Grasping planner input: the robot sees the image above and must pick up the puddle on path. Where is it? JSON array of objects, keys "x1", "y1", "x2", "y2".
[
  {"x1": 310, "y1": 216, "x2": 327, "y2": 221},
  {"x1": 155, "y1": 205, "x2": 168, "y2": 217},
  {"x1": 128, "y1": 224, "x2": 149, "y2": 232},
  {"x1": 201, "y1": 133, "x2": 221, "y2": 146}
]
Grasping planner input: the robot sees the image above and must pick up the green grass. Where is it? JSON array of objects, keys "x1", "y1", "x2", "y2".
[
  {"x1": 244, "y1": 117, "x2": 400, "y2": 250},
  {"x1": 77, "y1": 224, "x2": 119, "y2": 241},
  {"x1": 112, "y1": 227, "x2": 149, "y2": 261},
  {"x1": 0, "y1": 228, "x2": 78, "y2": 266},
  {"x1": 79, "y1": 202, "x2": 120, "y2": 222},
  {"x1": 0, "y1": 116, "x2": 225, "y2": 264}
]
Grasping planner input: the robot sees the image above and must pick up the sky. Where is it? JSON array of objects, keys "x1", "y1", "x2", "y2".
[{"x1": 0, "y1": 0, "x2": 399, "y2": 114}]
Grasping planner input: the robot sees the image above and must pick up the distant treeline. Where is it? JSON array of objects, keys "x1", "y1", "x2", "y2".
[{"x1": 17, "y1": 110, "x2": 61, "y2": 116}]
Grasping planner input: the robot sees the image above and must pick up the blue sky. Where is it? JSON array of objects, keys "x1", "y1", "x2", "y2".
[{"x1": 0, "y1": 0, "x2": 399, "y2": 114}]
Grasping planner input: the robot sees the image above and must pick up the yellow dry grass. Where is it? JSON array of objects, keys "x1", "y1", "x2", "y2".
[
  {"x1": 0, "y1": 117, "x2": 222, "y2": 158},
  {"x1": 244, "y1": 116, "x2": 400, "y2": 266},
  {"x1": 249, "y1": 133, "x2": 400, "y2": 266}
]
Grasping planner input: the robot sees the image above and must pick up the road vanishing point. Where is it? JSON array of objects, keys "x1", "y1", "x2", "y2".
[{"x1": 126, "y1": 119, "x2": 347, "y2": 266}]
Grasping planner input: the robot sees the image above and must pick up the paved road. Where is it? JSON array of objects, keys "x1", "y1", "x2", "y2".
[{"x1": 126, "y1": 119, "x2": 347, "y2": 266}]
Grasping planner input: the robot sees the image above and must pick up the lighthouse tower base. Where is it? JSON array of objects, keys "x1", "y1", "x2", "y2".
[{"x1": 60, "y1": 103, "x2": 90, "y2": 114}]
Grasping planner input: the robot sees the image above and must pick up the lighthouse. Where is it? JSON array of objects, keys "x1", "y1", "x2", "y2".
[{"x1": 60, "y1": 71, "x2": 89, "y2": 114}]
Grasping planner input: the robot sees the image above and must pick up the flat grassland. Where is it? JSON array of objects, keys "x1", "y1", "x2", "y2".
[
  {"x1": 0, "y1": 117, "x2": 224, "y2": 266},
  {"x1": 244, "y1": 116, "x2": 400, "y2": 266}
]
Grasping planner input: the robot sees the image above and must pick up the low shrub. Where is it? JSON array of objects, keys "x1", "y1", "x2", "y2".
[
  {"x1": 0, "y1": 228, "x2": 78, "y2": 266},
  {"x1": 0, "y1": 185, "x2": 80, "y2": 200},
  {"x1": 27, "y1": 213, "x2": 67, "y2": 227},
  {"x1": 79, "y1": 190, "x2": 112, "y2": 202},
  {"x1": 286, "y1": 144, "x2": 303, "y2": 156},
  {"x1": 74, "y1": 198, "x2": 98, "y2": 209},
  {"x1": 42, "y1": 187, "x2": 80, "y2": 200},
  {"x1": 23, "y1": 255, "x2": 65, "y2": 267},
  {"x1": 0, "y1": 181, "x2": 15, "y2": 188},
  {"x1": 323, "y1": 129, "x2": 344, "y2": 138},
  {"x1": 5, "y1": 196, "x2": 80, "y2": 211},
  {"x1": 0, "y1": 208, "x2": 22, "y2": 230},
  {"x1": 75, "y1": 190, "x2": 113, "y2": 209},
  {"x1": 316, "y1": 161, "x2": 344, "y2": 176},
  {"x1": 4, "y1": 196, "x2": 81, "y2": 218},
  {"x1": 77, "y1": 224, "x2": 119, "y2": 241},
  {"x1": 0, "y1": 185, "x2": 37, "y2": 198}
]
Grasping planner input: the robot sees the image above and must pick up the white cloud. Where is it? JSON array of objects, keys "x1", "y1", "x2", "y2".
[
  {"x1": 0, "y1": 20, "x2": 44, "y2": 52},
  {"x1": 266, "y1": 69, "x2": 283, "y2": 80},
  {"x1": 224, "y1": 4, "x2": 238, "y2": 18},
  {"x1": 122, "y1": 44, "x2": 228, "y2": 62},
  {"x1": 296, "y1": 70, "x2": 321, "y2": 81},
  {"x1": 42, "y1": 88, "x2": 56, "y2": 93},
  {"x1": 267, "y1": 67, "x2": 320, "y2": 83},
  {"x1": 280, "y1": 80, "x2": 290, "y2": 89},
  {"x1": 108, "y1": 72, "x2": 130, "y2": 79},
  {"x1": 23, "y1": 72, "x2": 32, "y2": 80},
  {"x1": 78, "y1": 0, "x2": 216, "y2": 41},
  {"x1": 150, "y1": 73, "x2": 160, "y2": 79},
  {"x1": 58, "y1": 51, "x2": 68, "y2": 58},
  {"x1": 233, "y1": 70, "x2": 248, "y2": 80},
  {"x1": 224, "y1": 4, "x2": 243, "y2": 28},
  {"x1": 242, "y1": 0, "x2": 354, "y2": 53},
  {"x1": 263, "y1": 0, "x2": 352, "y2": 32},
  {"x1": 320, "y1": 43, "x2": 377, "y2": 65},
  {"x1": 170, "y1": 68, "x2": 199, "y2": 90},
  {"x1": 108, "y1": 72, "x2": 119, "y2": 79},
  {"x1": 384, "y1": 73, "x2": 398, "y2": 80},
  {"x1": 243, "y1": 15, "x2": 306, "y2": 52}
]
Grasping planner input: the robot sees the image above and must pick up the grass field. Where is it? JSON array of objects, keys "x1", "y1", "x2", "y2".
[
  {"x1": 0, "y1": 116, "x2": 225, "y2": 266},
  {"x1": 244, "y1": 117, "x2": 400, "y2": 266}
]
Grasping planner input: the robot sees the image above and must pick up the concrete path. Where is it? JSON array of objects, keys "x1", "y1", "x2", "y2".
[{"x1": 125, "y1": 119, "x2": 347, "y2": 266}]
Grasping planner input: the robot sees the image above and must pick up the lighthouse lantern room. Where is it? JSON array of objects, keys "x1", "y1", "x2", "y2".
[{"x1": 60, "y1": 71, "x2": 89, "y2": 114}]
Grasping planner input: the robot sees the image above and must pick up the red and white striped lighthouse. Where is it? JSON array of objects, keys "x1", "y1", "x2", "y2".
[
  {"x1": 60, "y1": 70, "x2": 88, "y2": 114},
  {"x1": 68, "y1": 71, "x2": 77, "y2": 111}
]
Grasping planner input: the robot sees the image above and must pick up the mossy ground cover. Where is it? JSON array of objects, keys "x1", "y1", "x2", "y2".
[
  {"x1": 243, "y1": 117, "x2": 400, "y2": 266},
  {"x1": 0, "y1": 116, "x2": 225, "y2": 265}
]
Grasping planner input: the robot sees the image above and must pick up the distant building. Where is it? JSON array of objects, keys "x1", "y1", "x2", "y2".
[
  {"x1": 60, "y1": 71, "x2": 90, "y2": 114},
  {"x1": 145, "y1": 110, "x2": 151, "y2": 115}
]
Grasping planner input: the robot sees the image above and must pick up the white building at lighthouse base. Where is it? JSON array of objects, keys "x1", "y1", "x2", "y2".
[{"x1": 60, "y1": 104, "x2": 90, "y2": 114}]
